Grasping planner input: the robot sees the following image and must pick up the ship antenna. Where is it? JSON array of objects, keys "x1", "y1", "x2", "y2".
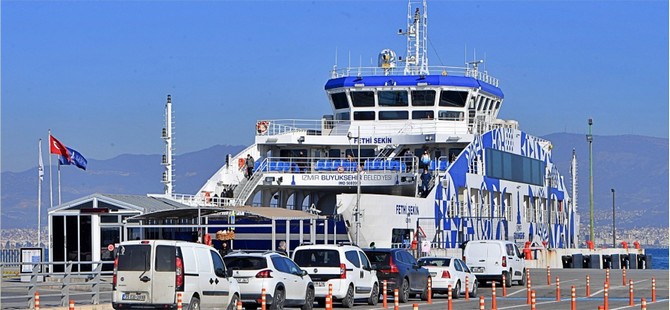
[
  {"x1": 162, "y1": 94, "x2": 174, "y2": 196},
  {"x1": 400, "y1": 0, "x2": 429, "y2": 75}
]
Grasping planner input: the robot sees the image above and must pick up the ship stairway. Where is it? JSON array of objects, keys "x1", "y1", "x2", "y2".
[{"x1": 233, "y1": 164, "x2": 266, "y2": 205}]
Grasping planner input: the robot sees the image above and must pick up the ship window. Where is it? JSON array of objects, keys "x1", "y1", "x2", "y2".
[
  {"x1": 351, "y1": 91, "x2": 375, "y2": 107},
  {"x1": 336, "y1": 112, "x2": 350, "y2": 120},
  {"x1": 438, "y1": 110, "x2": 464, "y2": 121},
  {"x1": 485, "y1": 148, "x2": 545, "y2": 186},
  {"x1": 378, "y1": 91, "x2": 408, "y2": 106},
  {"x1": 379, "y1": 111, "x2": 408, "y2": 120},
  {"x1": 331, "y1": 92, "x2": 349, "y2": 109},
  {"x1": 439, "y1": 90, "x2": 468, "y2": 107},
  {"x1": 353, "y1": 111, "x2": 375, "y2": 120},
  {"x1": 411, "y1": 90, "x2": 436, "y2": 106},
  {"x1": 412, "y1": 110, "x2": 434, "y2": 119}
]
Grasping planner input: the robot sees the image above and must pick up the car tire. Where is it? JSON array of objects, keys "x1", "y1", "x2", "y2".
[
  {"x1": 470, "y1": 280, "x2": 478, "y2": 297},
  {"x1": 244, "y1": 305, "x2": 258, "y2": 310},
  {"x1": 420, "y1": 277, "x2": 430, "y2": 301},
  {"x1": 270, "y1": 288, "x2": 285, "y2": 310},
  {"x1": 504, "y1": 271, "x2": 512, "y2": 287},
  {"x1": 301, "y1": 287, "x2": 315, "y2": 310},
  {"x1": 188, "y1": 296, "x2": 200, "y2": 310},
  {"x1": 227, "y1": 294, "x2": 240, "y2": 310},
  {"x1": 518, "y1": 269, "x2": 527, "y2": 286},
  {"x1": 399, "y1": 278, "x2": 410, "y2": 303},
  {"x1": 341, "y1": 285, "x2": 355, "y2": 308},
  {"x1": 316, "y1": 298, "x2": 325, "y2": 308},
  {"x1": 368, "y1": 282, "x2": 379, "y2": 305},
  {"x1": 452, "y1": 281, "x2": 461, "y2": 299}
]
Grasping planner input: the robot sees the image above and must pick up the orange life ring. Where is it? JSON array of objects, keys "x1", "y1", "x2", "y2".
[
  {"x1": 204, "y1": 191, "x2": 211, "y2": 203},
  {"x1": 256, "y1": 121, "x2": 269, "y2": 134},
  {"x1": 337, "y1": 166, "x2": 345, "y2": 173}
]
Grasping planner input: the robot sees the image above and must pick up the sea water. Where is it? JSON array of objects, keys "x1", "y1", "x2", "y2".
[{"x1": 646, "y1": 248, "x2": 669, "y2": 270}]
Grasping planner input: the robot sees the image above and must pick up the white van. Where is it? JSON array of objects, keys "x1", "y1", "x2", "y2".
[
  {"x1": 112, "y1": 240, "x2": 240, "y2": 310},
  {"x1": 463, "y1": 240, "x2": 526, "y2": 287}
]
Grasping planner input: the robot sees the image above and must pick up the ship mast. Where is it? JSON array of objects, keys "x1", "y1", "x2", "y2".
[
  {"x1": 162, "y1": 95, "x2": 174, "y2": 196},
  {"x1": 401, "y1": 0, "x2": 429, "y2": 75}
]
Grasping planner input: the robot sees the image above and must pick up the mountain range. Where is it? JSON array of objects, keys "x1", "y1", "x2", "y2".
[{"x1": 1, "y1": 133, "x2": 667, "y2": 230}]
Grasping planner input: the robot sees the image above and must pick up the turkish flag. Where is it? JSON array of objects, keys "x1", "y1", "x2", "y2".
[{"x1": 49, "y1": 135, "x2": 70, "y2": 162}]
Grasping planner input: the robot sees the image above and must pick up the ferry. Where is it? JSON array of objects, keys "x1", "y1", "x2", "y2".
[{"x1": 170, "y1": 0, "x2": 579, "y2": 251}]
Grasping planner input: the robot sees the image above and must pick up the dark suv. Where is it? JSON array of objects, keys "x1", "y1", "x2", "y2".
[{"x1": 363, "y1": 248, "x2": 430, "y2": 303}]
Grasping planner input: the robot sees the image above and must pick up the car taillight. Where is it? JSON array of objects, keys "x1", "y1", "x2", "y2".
[
  {"x1": 256, "y1": 270, "x2": 273, "y2": 278},
  {"x1": 502, "y1": 256, "x2": 507, "y2": 268},
  {"x1": 112, "y1": 257, "x2": 118, "y2": 290},
  {"x1": 340, "y1": 263, "x2": 346, "y2": 279},
  {"x1": 441, "y1": 270, "x2": 451, "y2": 278},
  {"x1": 175, "y1": 257, "x2": 184, "y2": 291}
]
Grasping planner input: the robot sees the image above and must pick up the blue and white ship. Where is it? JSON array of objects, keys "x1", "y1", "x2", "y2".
[{"x1": 171, "y1": 0, "x2": 579, "y2": 250}]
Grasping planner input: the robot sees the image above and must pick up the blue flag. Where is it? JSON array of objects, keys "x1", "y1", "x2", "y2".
[{"x1": 59, "y1": 147, "x2": 87, "y2": 170}]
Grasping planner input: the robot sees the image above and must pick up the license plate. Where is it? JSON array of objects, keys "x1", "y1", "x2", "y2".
[
  {"x1": 122, "y1": 293, "x2": 146, "y2": 301},
  {"x1": 236, "y1": 278, "x2": 249, "y2": 284},
  {"x1": 472, "y1": 267, "x2": 483, "y2": 273},
  {"x1": 314, "y1": 282, "x2": 326, "y2": 287}
]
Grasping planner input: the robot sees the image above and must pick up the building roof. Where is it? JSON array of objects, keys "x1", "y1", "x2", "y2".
[
  {"x1": 128, "y1": 205, "x2": 325, "y2": 222},
  {"x1": 48, "y1": 193, "x2": 190, "y2": 214}
]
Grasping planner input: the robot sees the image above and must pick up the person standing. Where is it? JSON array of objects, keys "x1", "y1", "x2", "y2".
[
  {"x1": 276, "y1": 240, "x2": 288, "y2": 256},
  {"x1": 420, "y1": 168, "x2": 431, "y2": 197},
  {"x1": 245, "y1": 154, "x2": 255, "y2": 179},
  {"x1": 420, "y1": 150, "x2": 431, "y2": 170}
]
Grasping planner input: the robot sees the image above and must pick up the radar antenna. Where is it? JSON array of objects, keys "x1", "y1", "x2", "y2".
[{"x1": 399, "y1": 0, "x2": 428, "y2": 75}]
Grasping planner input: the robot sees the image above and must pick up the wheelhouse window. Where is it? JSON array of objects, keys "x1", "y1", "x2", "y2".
[
  {"x1": 379, "y1": 111, "x2": 408, "y2": 120},
  {"x1": 439, "y1": 90, "x2": 468, "y2": 107},
  {"x1": 378, "y1": 90, "x2": 408, "y2": 106},
  {"x1": 438, "y1": 110, "x2": 464, "y2": 121},
  {"x1": 351, "y1": 91, "x2": 375, "y2": 107},
  {"x1": 412, "y1": 110, "x2": 434, "y2": 119},
  {"x1": 411, "y1": 90, "x2": 436, "y2": 106},
  {"x1": 336, "y1": 112, "x2": 350, "y2": 120},
  {"x1": 353, "y1": 111, "x2": 375, "y2": 120},
  {"x1": 331, "y1": 92, "x2": 349, "y2": 109}
]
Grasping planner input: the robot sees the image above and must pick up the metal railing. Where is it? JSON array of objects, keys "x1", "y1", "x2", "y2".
[
  {"x1": 1, "y1": 261, "x2": 113, "y2": 309},
  {"x1": 329, "y1": 65, "x2": 499, "y2": 87}
]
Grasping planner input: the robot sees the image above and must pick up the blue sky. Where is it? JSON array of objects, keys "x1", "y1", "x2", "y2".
[{"x1": 2, "y1": 0, "x2": 668, "y2": 173}]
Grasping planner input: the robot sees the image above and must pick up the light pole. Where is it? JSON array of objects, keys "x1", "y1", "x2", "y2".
[
  {"x1": 586, "y1": 118, "x2": 594, "y2": 244},
  {"x1": 612, "y1": 189, "x2": 616, "y2": 248},
  {"x1": 348, "y1": 127, "x2": 362, "y2": 246}
]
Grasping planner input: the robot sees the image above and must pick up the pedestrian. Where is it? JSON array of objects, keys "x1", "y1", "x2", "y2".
[
  {"x1": 420, "y1": 150, "x2": 431, "y2": 170},
  {"x1": 276, "y1": 240, "x2": 288, "y2": 256},
  {"x1": 403, "y1": 150, "x2": 413, "y2": 172},
  {"x1": 420, "y1": 168, "x2": 431, "y2": 196},
  {"x1": 219, "y1": 241, "x2": 231, "y2": 257},
  {"x1": 245, "y1": 154, "x2": 255, "y2": 179}
]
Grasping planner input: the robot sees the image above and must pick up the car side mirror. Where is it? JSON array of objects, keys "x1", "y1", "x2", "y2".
[
  {"x1": 301, "y1": 270, "x2": 308, "y2": 276},
  {"x1": 215, "y1": 267, "x2": 226, "y2": 278}
]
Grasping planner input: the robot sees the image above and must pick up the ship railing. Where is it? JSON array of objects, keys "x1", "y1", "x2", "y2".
[
  {"x1": 330, "y1": 66, "x2": 499, "y2": 87},
  {"x1": 257, "y1": 118, "x2": 470, "y2": 137},
  {"x1": 170, "y1": 193, "x2": 237, "y2": 207},
  {"x1": 252, "y1": 156, "x2": 417, "y2": 175},
  {"x1": 256, "y1": 119, "x2": 351, "y2": 137}
]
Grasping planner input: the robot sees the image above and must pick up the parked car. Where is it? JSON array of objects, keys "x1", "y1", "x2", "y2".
[
  {"x1": 223, "y1": 251, "x2": 315, "y2": 310},
  {"x1": 463, "y1": 240, "x2": 526, "y2": 287},
  {"x1": 292, "y1": 244, "x2": 379, "y2": 308},
  {"x1": 417, "y1": 256, "x2": 478, "y2": 298},
  {"x1": 363, "y1": 248, "x2": 431, "y2": 303},
  {"x1": 112, "y1": 240, "x2": 240, "y2": 310}
]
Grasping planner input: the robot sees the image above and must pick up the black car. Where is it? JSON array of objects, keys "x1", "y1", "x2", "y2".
[{"x1": 363, "y1": 248, "x2": 430, "y2": 303}]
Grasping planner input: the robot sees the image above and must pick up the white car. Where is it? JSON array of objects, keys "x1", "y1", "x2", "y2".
[
  {"x1": 112, "y1": 240, "x2": 240, "y2": 310},
  {"x1": 292, "y1": 244, "x2": 379, "y2": 308},
  {"x1": 463, "y1": 240, "x2": 526, "y2": 287},
  {"x1": 223, "y1": 251, "x2": 315, "y2": 310},
  {"x1": 417, "y1": 257, "x2": 478, "y2": 298}
]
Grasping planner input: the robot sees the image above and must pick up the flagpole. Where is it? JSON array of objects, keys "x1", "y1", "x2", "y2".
[
  {"x1": 48, "y1": 130, "x2": 53, "y2": 210},
  {"x1": 58, "y1": 162, "x2": 62, "y2": 206},
  {"x1": 38, "y1": 139, "x2": 43, "y2": 247}
]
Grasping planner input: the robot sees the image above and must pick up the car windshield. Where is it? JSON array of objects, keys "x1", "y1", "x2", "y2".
[
  {"x1": 364, "y1": 251, "x2": 390, "y2": 265},
  {"x1": 293, "y1": 249, "x2": 340, "y2": 267},
  {"x1": 223, "y1": 257, "x2": 268, "y2": 270},
  {"x1": 418, "y1": 258, "x2": 451, "y2": 267},
  {"x1": 117, "y1": 244, "x2": 151, "y2": 271}
]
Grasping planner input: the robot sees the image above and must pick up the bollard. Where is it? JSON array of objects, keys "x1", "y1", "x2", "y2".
[
  {"x1": 586, "y1": 275, "x2": 591, "y2": 297},
  {"x1": 492, "y1": 281, "x2": 497, "y2": 310},
  {"x1": 383, "y1": 280, "x2": 388, "y2": 309},
  {"x1": 571, "y1": 285, "x2": 576, "y2": 310},
  {"x1": 606, "y1": 268, "x2": 610, "y2": 285},
  {"x1": 629, "y1": 279, "x2": 635, "y2": 306},
  {"x1": 237, "y1": 300, "x2": 243, "y2": 310},
  {"x1": 412, "y1": 303, "x2": 418, "y2": 310},
  {"x1": 447, "y1": 284, "x2": 453, "y2": 310},
  {"x1": 641, "y1": 298, "x2": 647, "y2": 310},
  {"x1": 527, "y1": 274, "x2": 532, "y2": 304},
  {"x1": 261, "y1": 287, "x2": 267, "y2": 310},
  {"x1": 623, "y1": 268, "x2": 627, "y2": 286},
  {"x1": 69, "y1": 300, "x2": 74, "y2": 310},
  {"x1": 651, "y1": 277, "x2": 656, "y2": 302},
  {"x1": 598, "y1": 306, "x2": 604, "y2": 310},
  {"x1": 556, "y1": 276, "x2": 561, "y2": 302},
  {"x1": 604, "y1": 282, "x2": 609, "y2": 310},
  {"x1": 547, "y1": 266, "x2": 551, "y2": 285},
  {"x1": 465, "y1": 275, "x2": 470, "y2": 300},
  {"x1": 479, "y1": 296, "x2": 485, "y2": 310},
  {"x1": 531, "y1": 290, "x2": 536, "y2": 310},
  {"x1": 502, "y1": 274, "x2": 507, "y2": 297},
  {"x1": 177, "y1": 292, "x2": 183, "y2": 310},
  {"x1": 35, "y1": 292, "x2": 40, "y2": 310},
  {"x1": 328, "y1": 283, "x2": 333, "y2": 297},
  {"x1": 427, "y1": 277, "x2": 432, "y2": 304},
  {"x1": 325, "y1": 295, "x2": 332, "y2": 310},
  {"x1": 394, "y1": 288, "x2": 399, "y2": 310}
]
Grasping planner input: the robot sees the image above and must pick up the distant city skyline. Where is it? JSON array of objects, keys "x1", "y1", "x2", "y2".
[{"x1": 2, "y1": 0, "x2": 668, "y2": 172}]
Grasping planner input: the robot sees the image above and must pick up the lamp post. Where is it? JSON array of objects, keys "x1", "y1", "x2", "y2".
[
  {"x1": 348, "y1": 127, "x2": 362, "y2": 246},
  {"x1": 612, "y1": 189, "x2": 616, "y2": 248},
  {"x1": 586, "y1": 118, "x2": 594, "y2": 244}
]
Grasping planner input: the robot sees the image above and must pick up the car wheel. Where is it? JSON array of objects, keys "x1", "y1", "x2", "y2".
[
  {"x1": 452, "y1": 281, "x2": 461, "y2": 299},
  {"x1": 316, "y1": 298, "x2": 325, "y2": 307},
  {"x1": 244, "y1": 306, "x2": 258, "y2": 310},
  {"x1": 301, "y1": 287, "x2": 315, "y2": 310},
  {"x1": 227, "y1": 294, "x2": 240, "y2": 310},
  {"x1": 368, "y1": 282, "x2": 379, "y2": 305},
  {"x1": 399, "y1": 278, "x2": 410, "y2": 303},
  {"x1": 341, "y1": 285, "x2": 355, "y2": 308},
  {"x1": 470, "y1": 280, "x2": 478, "y2": 298},
  {"x1": 420, "y1": 277, "x2": 430, "y2": 301},
  {"x1": 504, "y1": 271, "x2": 512, "y2": 288},
  {"x1": 518, "y1": 269, "x2": 527, "y2": 286},
  {"x1": 270, "y1": 288, "x2": 285, "y2": 310},
  {"x1": 188, "y1": 296, "x2": 200, "y2": 310}
]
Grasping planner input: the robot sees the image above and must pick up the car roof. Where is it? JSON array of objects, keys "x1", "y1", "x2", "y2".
[{"x1": 295, "y1": 244, "x2": 361, "y2": 250}]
